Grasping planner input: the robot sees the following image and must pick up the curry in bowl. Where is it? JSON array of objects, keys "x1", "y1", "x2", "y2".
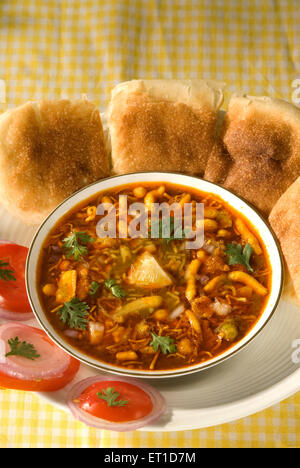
[{"x1": 37, "y1": 182, "x2": 271, "y2": 372}]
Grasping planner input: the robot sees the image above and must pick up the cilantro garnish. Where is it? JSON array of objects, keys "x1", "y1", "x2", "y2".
[
  {"x1": 89, "y1": 281, "x2": 100, "y2": 296},
  {"x1": 5, "y1": 337, "x2": 40, "y2": 360},
  {"x1": 0, "y1": 260, "x2": 16, "y2": 282},
  {"x1": 104, "y1": 279, "x2": 127, "y2": 299},
  {"x1": 56, "y1": 298, "x2": 89, "y2": 330},
  {"x1": 150, "y1": 217, "x2": 186, "y2": 244},
  {"x1": 97, "y1": 387, "x2": 129, "y2": 407},
  {"x1": 149, "y1": 333, "x2": 177, "y2": 355},
  {"x1": 225, "y1": 242, "x2": 254, "y2": 272},
  {"x1": 62, "y1": 231, "x2": 94, "y2": 261}
]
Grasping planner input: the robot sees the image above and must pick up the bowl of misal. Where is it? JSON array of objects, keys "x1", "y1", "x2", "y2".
[{"x1": 26, "y1": 172, "x2": 283, "y2": 378}]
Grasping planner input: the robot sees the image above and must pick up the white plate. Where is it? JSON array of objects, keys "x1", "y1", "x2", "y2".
[{"x1": 1, "y1": 203, "x2": 300, "y2": 432}]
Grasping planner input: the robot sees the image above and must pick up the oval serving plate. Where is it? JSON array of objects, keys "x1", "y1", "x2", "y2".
[{"x1": 0, "y1": 176, "x2": 299, "y2": 431}]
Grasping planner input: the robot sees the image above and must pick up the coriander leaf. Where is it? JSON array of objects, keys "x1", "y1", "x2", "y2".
[
  {"x1": 5, "y1": 336, "x2": 40, "y2": 360},
  {"x1": 104, "y1": 279, "x2": 126, "y2": 298},
  {"x1": 0, "y1": 260, "x2": 16, "y2": 282},
  {"x1": 97, "y1": 387, "x2": 129, "y2": 407},
  {"x1": 89, "y1": 281, "x2": 100, "y2": 296},
  {"x1": 104, "y1": 279, "x2": 116, "y2": 289},
  {"x1": 165, "y1": 226, "x2": 187, "y2": 245},
  {"x1": 57, "y1": 298, "x2": 89, "y2": 330},
  {"x1": 62, "y1": 231, "x2": 94, "y2": 261},
  {"x1": 150, "y1": 217, "x2": 185, "y2": 244},
  {"x1": 149, "y1": 333, "x2": 177, "y2": 355},
  {"x1": 242, "y1": 243, "x2": 254, "y2": 271},
  {"x1": 225, "y1": 242, "x2": 254, "y2": 272}
]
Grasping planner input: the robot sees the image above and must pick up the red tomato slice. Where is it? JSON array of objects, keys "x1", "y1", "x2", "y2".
[
  {"x1": 78, "y1": 381, "x2": 153, "y2": 422},
  {"x1": 0, "y1": 323, "x2": 80, "y2": 392},
  {"x1": 0, "y1": 244, "x2": 31, "y2": 313}
]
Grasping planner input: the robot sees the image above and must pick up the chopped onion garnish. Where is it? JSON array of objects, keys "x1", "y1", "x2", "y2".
[
  {"x1": 202, "y1": 241, "x2": 215, "y2": 254},
  {"x1": 0, "y1": 307, "x2": 33, "y2": 321},
  {"x1": 210, "y1": 299, "x2": 232, "y2": 316},
  {"x1": 198, "y1": 275, "x2": 209, "y2": 285},
  {"x1": 63, "y1": 329, "x2": 79, "y2": 339},
  {"x1": 169, "y1": 304, "x2": 185, "y2": 320}
]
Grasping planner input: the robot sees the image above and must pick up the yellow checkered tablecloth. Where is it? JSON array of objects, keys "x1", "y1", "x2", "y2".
[
  {"x1": 0, "y1": 389, "x2": 299, "y2": 448},
  {"x1": 0, "y1": 0, "x2": 300, "y2": 448}
]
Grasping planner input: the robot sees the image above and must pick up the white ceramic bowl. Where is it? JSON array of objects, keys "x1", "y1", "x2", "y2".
[{"x1": 26, "y1": 172, "x2": 283, "y2": 379}]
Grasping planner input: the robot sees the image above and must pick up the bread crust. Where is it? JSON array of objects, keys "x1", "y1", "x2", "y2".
[
  {"x1": 205, "y1": 95, "x2": 300, "y2": 215},
  {"x1": 269, "y1": 176, "x2": 300, "y2": 301},
  {"x1": 0, "y1": 99, "x2": 109, "y2": 224},
  {"x1": 108, "y1": 79, "x2": 224, "y2": 176}
]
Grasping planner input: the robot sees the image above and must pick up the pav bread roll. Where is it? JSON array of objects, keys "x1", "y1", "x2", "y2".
[
  {"x1": 269, "y1": 176, "x2": 300, "y2": 302},
  {"x1": 205, "y1": 95, "x2": 300, "y2": 215},
  {"x1": 0, "y1": 99, "x2": 109, "y2": 224},
  {"x1": 108, "y1": 79, "x2": 224, "y2": 176}
]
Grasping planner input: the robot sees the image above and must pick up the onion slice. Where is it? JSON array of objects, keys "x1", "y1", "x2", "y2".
[
  {"x1": 67, "y1": 376, "x2": 166, "y2": 431},
  {"x1": 0, "y1": 322, "x2": 74, "y2": 381},
  {"x1": 169, "y1": 304, "x2": 185, "y2": 321},
  {"x1": 210, "y1": 299, "x2": 232, "y2": 316},
  {"x1": 0, "y1": 307, "x2": 34, "y2": 321}
]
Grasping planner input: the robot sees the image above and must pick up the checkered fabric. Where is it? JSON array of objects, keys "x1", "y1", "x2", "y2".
[
  {"x1": 0, "y1": 389, "x2": 299, "y2": 448},
  {"x1": 0, "y1": 0, "x2": 299, "y2": 448}
]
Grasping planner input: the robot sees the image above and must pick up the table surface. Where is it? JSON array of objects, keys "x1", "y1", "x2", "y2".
[{"x1": 0, "y1": 0, "x2": 299, "y2": 448}]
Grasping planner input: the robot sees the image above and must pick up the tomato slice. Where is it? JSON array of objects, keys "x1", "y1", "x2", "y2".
[
  {"x1": 0, "y1": 323, "x2": 80, "y2": 392},
  {"x1": 78, "y1": 381, "x2": 153, "y2": 422},
  {"x1": 0, "y1": 244, "x2": 31, "y2": 313}
]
